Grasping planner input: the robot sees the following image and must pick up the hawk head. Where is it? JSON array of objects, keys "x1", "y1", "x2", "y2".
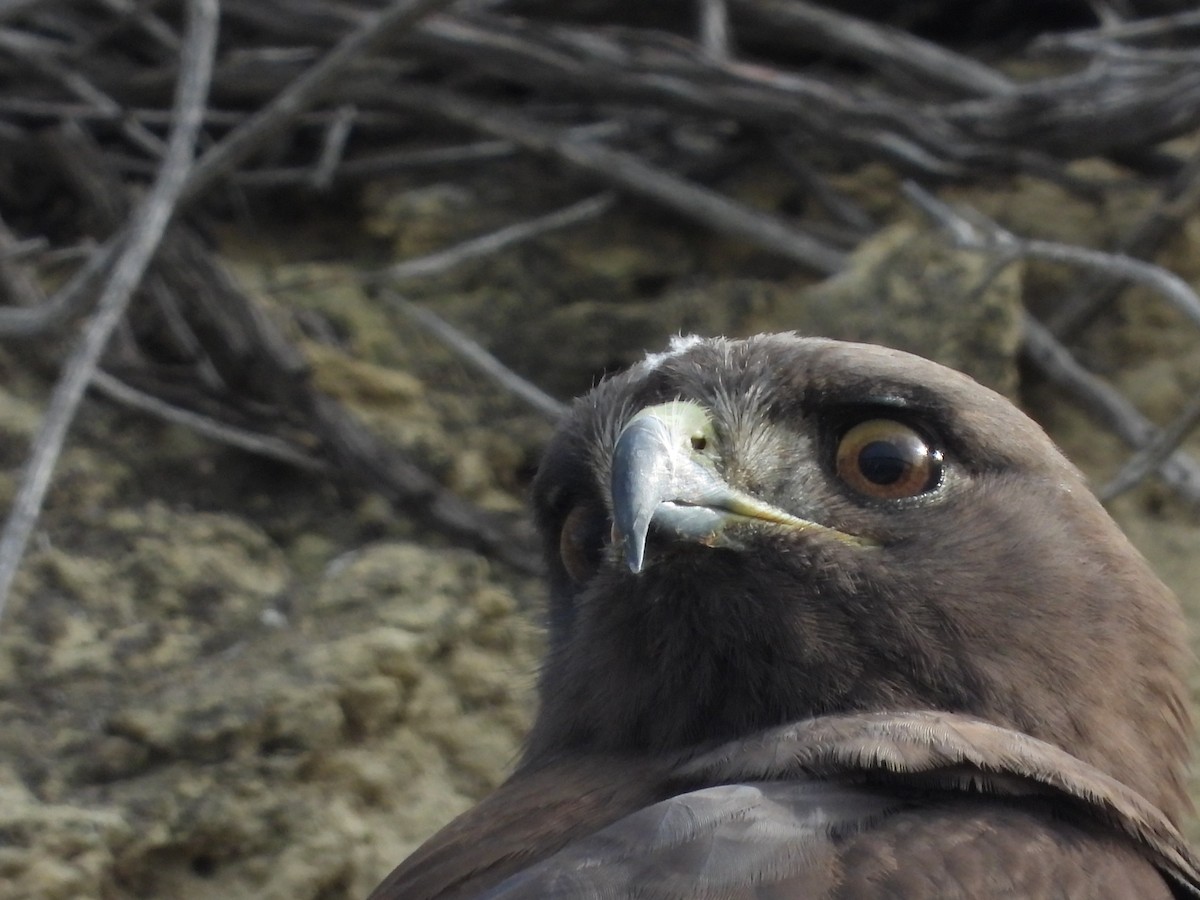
[{"x1": 526, "y1": 334, "x2": 1191, "y2": 823}]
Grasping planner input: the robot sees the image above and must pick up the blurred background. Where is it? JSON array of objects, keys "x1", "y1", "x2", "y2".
[{"x1": 1, "y1": 1, "x2": 1199, "y2": 897}]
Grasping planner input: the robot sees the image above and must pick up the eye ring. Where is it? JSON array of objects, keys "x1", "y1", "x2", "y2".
[
  {"x1": 558, "y1": 502, "x2": 608, "y2": 583},
  {"x1": 835, "y1": 419, "x2": 943, "y2": 500}
]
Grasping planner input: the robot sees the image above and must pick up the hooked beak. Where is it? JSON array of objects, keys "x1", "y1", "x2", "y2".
[{"x1": 610, "y1": 401, "x2": 873, "y2": 573}]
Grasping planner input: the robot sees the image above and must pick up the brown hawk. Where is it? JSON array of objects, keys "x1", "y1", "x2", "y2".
[{"x1": 370, "y1": 334, "x2": 1198, "y2": 899}]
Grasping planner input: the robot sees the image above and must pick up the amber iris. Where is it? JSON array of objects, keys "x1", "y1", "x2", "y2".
[{"x1": 835, "y1": 419, "x2": 942, "y2": 499}]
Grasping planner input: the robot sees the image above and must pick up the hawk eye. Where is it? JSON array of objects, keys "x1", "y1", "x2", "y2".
[
  {"x1": 835, "y1": 419, "x2": 942, "y2": 500},
  {"x1": 559, "y1": 502, "x2": 608, "y2": 583}
]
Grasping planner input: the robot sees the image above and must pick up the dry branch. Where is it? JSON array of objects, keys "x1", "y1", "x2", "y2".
[
  {"x1": 0, "y1": 0, "x2": 220, "y2": 618},
  {"x1": 906, "y1": 181, "x2": 1200, "y2": 502},
  {"x1": 1, "y1": 0, "x2": 1200, "y2": 621},
  {"x1": 729, "y1": 0, "x2": 1015, "y2": 97},
  {"x1": 1049, "y1": 145, "x2": 1200, "y2": 336},
  {"x1": 181, "y1": 0, "x2": 462, "y2": 204},
  {"x1": 391, "y1": 294, "x2": 567, "y2": 422},
  {"x1": 1102, "y1": 393, "x2": 1200, "y2": 502},
  {"x1": 91, "y1": 370, "x2": 327, "y2": 473},
  {"x1": 378, "y1": 192, "x2": 616, "y2": 283},
  {"x1": 1024, "y1": 318, "x2": 1200, "y2": 504},
  {"x1": 394, "y1": 84, "x2": 848, "y2": 274}
]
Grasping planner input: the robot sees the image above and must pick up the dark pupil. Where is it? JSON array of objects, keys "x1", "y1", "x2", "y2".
[{"x1": 858, "y1": 441, "x2": 910, "y2": 485}]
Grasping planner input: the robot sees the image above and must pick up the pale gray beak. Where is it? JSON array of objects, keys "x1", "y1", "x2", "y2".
[{"x1": 610, "y1": 401, "x2": 871, "y2": 573}]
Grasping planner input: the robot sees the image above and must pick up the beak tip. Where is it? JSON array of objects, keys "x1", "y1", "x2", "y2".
[{"x1": 621, "y1": 531, "x2": 646, "y2": 574}]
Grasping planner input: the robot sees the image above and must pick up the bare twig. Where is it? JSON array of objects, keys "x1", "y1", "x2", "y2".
[
  {"x1": 182, "y1": 0, "x2": 460, "y2": 203},
  {"x1": 0, "y1": 0, "x2": 219, "y2": 619},
  {"x1": 412, "y1": 12, "x2": 975, "y2": 176},
  {"x1": 140, "y1": 222, "x2": 543, "y2": 572},
  {"x1": 773, "y1": 139, "x2": 875, "y2": 235},
  {"x1": 310, "y1": 103, "x2": 357, "y2": 190},
  {"x1": 109, "y1": 119, "x2": 623, "y2": 182},
  {"x1": 0, "y1": 0, "x2": 461, "y2": 342},
  {"x1": 28, "y1": 242, "x2": 98, "y2": 268},
  {"x1": 1102, "y1": 392, "x2": 1200, "y2": 501},
  {"x1": 226, "y1": 120, "x2": 624, "y2": 187},
  {"x1": 142, "y1": 273, "x2": 228, "y2": 391},
  {"x1": 729, "y1": 0, "x2": 1015, "y2": 97},
  {"x1": 903, "y1": 181, "x2": 1200, "y2": 330},
  {"x1": 261, "y1": 191, "x2": 616, "y2": 297},
  {"x1": 1022, "y1": 317, "x2": 1200, "y2": 503},
  {"x1": 93, "y1": 0, "x2": 181, "y2": 53},
  {"x1": 1018, "y1": 241, "x2": 1200, "y2": 328},
  {"x1": 231, "y1": 140, "x2": 516, "y2": 186},
  {"x1": 0, "y1": 98, "x2": 397, "y2": 129},
  {"x1": 0, "y1": 234, "x2": 48, "y2": 263},
  {"x1": 0, "y1": 240, "x2": 118, "y2": 337},
  {"x1": 395, "y1": 84, "x2": 848, "y2": 274},
  {"x1": 389, "y1": 293, "x2": 567, "y2": 421},
  {"x1": 378, "y1": 192, "x2": 615, "y2": 282},
  {"x1": 1049, "y1": 44, "x2": 1200, "y2": 65},
  {"x1": 1036, "y1": 9, "x2": 1200, "y2": 48},
  {"x1": 407, "y1": 8, "x2": 1200, "y2": 172},
  {"x1": 92, "y1": 371, "x2": 326, "y2": 472},
  {"x1": 0, "y1": 28, "x2": 167, "y2": 158},
  {"x1": 698, "y1": 0, "x2": 730, "y2": 60},
  {"x1": 905, "y1": 180, "x2": 1200, "y2": 500},
  {"x1": 1049, "y1": 145, "x2": 1200, "y2": 336},
  {"x1": 0, "y1": 0, "x2": 1197, "y2": 555},
  {"x1": 0, "y1": 212, "x2": 46, "y2": 308}
]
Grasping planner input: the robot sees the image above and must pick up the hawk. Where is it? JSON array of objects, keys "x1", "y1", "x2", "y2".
[{"x1": 370, "y1": 334, "x2": 1198, "y2": 898}]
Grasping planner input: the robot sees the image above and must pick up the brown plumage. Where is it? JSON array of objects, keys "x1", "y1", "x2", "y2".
[{"x1": 369, "y1": 334, "x2": 1198, "y2": 899}]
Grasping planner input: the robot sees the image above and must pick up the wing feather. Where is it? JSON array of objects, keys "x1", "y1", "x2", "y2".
[
  {"x1": 484, "y1": 781, "x2": 902, "y2": 899},
  {"x1": 371, "y1": 711, "x2": 1200, "y2": 899}
]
